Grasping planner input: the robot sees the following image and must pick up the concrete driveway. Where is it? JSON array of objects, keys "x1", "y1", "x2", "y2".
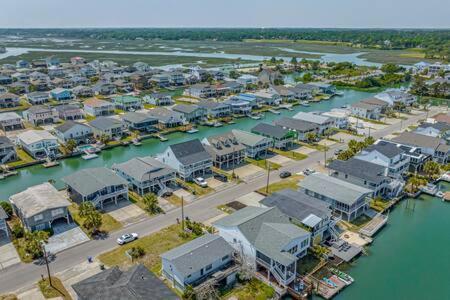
[
  {"x1": 229, "y1": 164, "x2": 265, "y2": 182},
  {"x1": 0, "y1": 242, "x2": 20, "y2": 270},
  {"x1": 106, "y1": 202, "x2": 147, "y2": 227},
  {"x1": 235, "y1": 192, "x2": 265, "y2": 207},
  {"x1": 45, "y1": 223, "x2": 89, "y2": 254},
  {"x1": 267, "y1": 154, "x2": 293, "y2": 166}
]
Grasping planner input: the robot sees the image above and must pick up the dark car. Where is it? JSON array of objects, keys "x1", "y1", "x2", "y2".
[
  {"x1": 279, "y1": 171, "x2": 292, "y2": 178},
  {"x1": 214, "y1": 173, "x2": 228, "y2": 182}
]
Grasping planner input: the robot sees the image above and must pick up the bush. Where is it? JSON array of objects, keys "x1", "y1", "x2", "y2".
[
  {"x1": 12, "y1": 224, "x2": 24, "y2": 239},
  {"x1": 0, "y1": 202, "x2": 13, "y2": 219},
  {"x1": 129, "y1": 246, "x2": 145, "y2": 260}
]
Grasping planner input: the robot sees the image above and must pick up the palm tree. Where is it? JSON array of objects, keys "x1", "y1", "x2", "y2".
[
  {"x1": 423, "y1": 161, "x2": 441, "y2": 180},
  {"x1": 66, "y1": 139, "x2": 77, "y2": 153},
  {"x1": 24, "y1": 231, "x2": 49, "y2": 259},
  {"x1": 143, "y1": 193, "x2": 162, "y2": 214}
]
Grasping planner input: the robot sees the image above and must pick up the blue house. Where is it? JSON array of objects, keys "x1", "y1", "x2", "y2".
[
  {"x1": 50, "y1": 88, "x2": 73, "y2": 101},
  {"x1": 233, "y1": 93, "x2": 258, "y2": 107}
]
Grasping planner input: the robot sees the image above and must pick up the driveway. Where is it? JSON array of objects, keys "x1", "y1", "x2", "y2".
[
  {"x1": 229, "y1": 164, "x2": 265, "y2": 182},
  {"x1": 235, "y1": 192, "x2": 265, "y2": 207},
  {"x1": 267, "y1": 154, "x2": 293, "y2": 166},
  {"x1": 106, "y1": 201, "x2": 148, "y2": 227},
  {"x1": 45, "y1": 223, "x2": 89, "y2": 255},
  {"x1": 0, "y1": 242, "x2": 20, "y2": 270}
]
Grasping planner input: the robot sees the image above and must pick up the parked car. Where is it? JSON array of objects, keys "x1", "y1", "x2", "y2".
[
  {"x1": 334, "y1": 149, "x2": 343, "y2": 155},
  {"x1": 279, "y1": 171, "x2": 292, "y2": 178},
  {"x1": 117, "y1": 233, "x2": 139, "y2": 245},
  {"x1": 213, "y1": 173, "x2": 228, "y2": 182},
  {"x1": 194, "y1": 177, "x2": 208, "y2": 188},
  {"x1": 303, "y1": 168, "x2": 316, "y2": 176}
]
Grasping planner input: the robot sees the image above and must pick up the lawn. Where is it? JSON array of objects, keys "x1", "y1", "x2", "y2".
[
  {"x1": 257, "y1": 175, "x2": 304, "y2": 195},
  {"x1": 354, "y1": 116, "x2": 388, "y2": 125},
  {"x1": 245, "y1": 158, "x2": 281, "y2": 171},
  {"x1": 176, "y1": 179, "x2": 215, "y2": 197},
  {"x1": 163, "y1": 194, "x2": 183, "y2": 207},
  {"x1": 221, "y1": 278, "x2": 275, "y2": 300},
  {"x1": 270, "y1": 148, "x2": 308, "y2": 161},
  {"x1": 38, "y1": 277, "x2": 71, "y2": 300},
  {"x1": 68, "y1": 203, "x2": 122, "y2": 236},
  {"x1": 6, "y1": 149, "x2": 36, "y2": 168},
  {"x1": 98, "y1": 224, "x2": 196, "y2": 274},
  {"x1": 296, "y1": 141, "x2": 329, "y2": 152},
  {"x1": 370, "y1": 198, "x2": 392, "y2": 212}
]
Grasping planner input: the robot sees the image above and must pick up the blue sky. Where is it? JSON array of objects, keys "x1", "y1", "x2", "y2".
[{"x1": 1, "y1": 0, "x2": 449, "y2": 28}]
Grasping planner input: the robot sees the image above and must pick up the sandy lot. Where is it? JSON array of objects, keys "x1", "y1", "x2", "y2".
[{"x1": 267, "y1": 154, "x2": 293, "y2": 166}]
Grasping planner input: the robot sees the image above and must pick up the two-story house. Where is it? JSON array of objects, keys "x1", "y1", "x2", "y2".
[
  {"x1": 89, "y1": 117, "x2": 127, "y2": 139},
  {"x1": 23, "y1": 105, "x2": 58, "y2": 126},
  {"x1": 0, "y1": 112, "x2": 24, "y2": 131},
  {"x1": 54, "y1": 104, "x2": 85, "y2": 121},
  {"x1": 54, "y1": 121, "x2": 93, "y2": 145},
  {"x1": 251, "y1": 123, "x2": 295, "y2": 150},
  {"x1": 171, "y1": 104, "x2": 206, "y2": 123},
  {"x1": 0, "y1": 92, "x2": 20, "y2": 108},
  {"x1": 121, "y1": 112, "x2": 158, "y2": 133},
  {"x1": 63, "y1": 167, "x2": 129, "y2": 209},
  {"x1": 197, "y1": 100, "x2": 231, "y2": 118},
  {"x1": 157, "y1": 139, "x2": 212, "y2": 181},
  {"x1": 392, "y1": 132, "x2": 450, "y2": 164},
  {"x1": 231, "y1": 129, "x2": 272, "y2": 159},
  {"x1": 146, "y1": 108, "x2": 186, "y2": 129},
  {"x1": 112, "y1": 95, "x2": 142, "y2": 111},
  {"x1": 112, "y1": 156, "x2": 176, "y2": 196},
  {"x1": 0, "y1": 136, "x2": 17, "y2": 164},
  {"x1": 17, "y1": 130, "x2": 59, "y2": 159},
  {"x1": 144, "y1": 93, "x2": 173, "y2": 106},
  {"x1": 50, "y1": 88, "x2": 73, "y2": 101},
  {"x1": 274, "y1": 117, "x2": 318, "y2": 142},
  {"x1": 26, "y1": 91, "x2": 50, "y2": 105},
  {"x1": 293, "y1": 112, "x2": 334, "y2": 135},
  {"x1": 202, "y1": 132, "x2": 246, "y2": 169},
  {"x1": 83, "y1": 98, "x2": 115, "y2": 117},
  {"x1": 9, "y1": 183, "x2": 71, "y2": 232}
]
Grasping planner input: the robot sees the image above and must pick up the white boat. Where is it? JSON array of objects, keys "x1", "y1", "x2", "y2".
[
  {"x1": 132, "y1": 139, "x2": 142, "y2": 146},
  {"x1": 269, "y1": 109, "x2": 280, "y2": 114},
  {"x1": 335, "y1": 91, "x2": 345, "y2": 96},
  {"x1": 213, "y1": 122, "x2": 223, "y2": 127},
  {"x1": 82, "y1": 153, "x2": 98, "y2": 160},
  {"x1": 300, "y1": 101, "x2": 310, "y2": 107},
  {"x1": 187, "y1": 128, "x2": 199, "y2": 134}
]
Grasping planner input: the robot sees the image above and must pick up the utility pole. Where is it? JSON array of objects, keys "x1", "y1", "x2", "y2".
[
  {"x1": 181, "y1": 196, "x2": 185, "y2": 232},
  {"x1": 265, "y1": 161, "x2": 271, "y2": 194},
  {"x1": 324, "y1": 147, "x2": 327, "y2": 167},
  {"x1": 41, "y1": 242, "x2": 52, "y2": 287}
]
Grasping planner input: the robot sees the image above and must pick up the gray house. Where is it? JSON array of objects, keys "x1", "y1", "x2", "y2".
[
  {"x1": 63, "y1": 167, "x2": 129, "y2": 209},
  {"x1": 121, "y1": 112, "x2": 158, "y2": 133},
  {"x1": 251, "y1": 123, "x2": 295, "y2": 150},
  {"x1": 112, "y1": 156, "x2": 176, "y2": 196},
  {"x1": 0, "y1": 206, "x2": 9, "y2": 240},
  {"x1": 0, "y1": 136, "x2": 17, "y2": 164},
  {"x1": 158, "y1": 139, "x2": 212, "y2": 181},
  {"x1": 172, "y1": 104, "x2": 206, "y2": 123},
  {"x1": 9, "y1": 183, "x2": 71, "y2": 232},
  {"x1": 89, "y1": 117, "x2": 126, "y2": 139},
  {"x1": 73, "y1": 264, "x2": 178, "y2": 300},
  {"x1": 161, "y1": 234, "x2": 237, "y2": 292},
  {"x1": 274, "y1": 117, "x2": 319, "y2": 141},
  {"x1": 197, "y1": 100, "x2": 231, "y2": 118},
  {"x1": 202, "y1": 132, "x2": 246, "y2": 169},
  {"x1": 231, "y1": 129, "x2": 272, "y2": 159},
  {"x1": 54, "y1": 121, "x2": 93, "y2": 145},
  {"x1": 147, "y1": 107, "x2": 186, "y2": 129}
]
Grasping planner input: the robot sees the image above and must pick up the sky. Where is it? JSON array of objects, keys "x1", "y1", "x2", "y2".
[{"x1": 1, "y1": 0, "x2": 449, "y2": 28}]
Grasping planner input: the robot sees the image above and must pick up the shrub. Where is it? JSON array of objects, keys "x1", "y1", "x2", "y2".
[
  {"x1": 12, "y1": 224, "x2": 24, "y2": 239},
  {"x1": 0, "y1": 202, "x2": 13, "y2": 219}
]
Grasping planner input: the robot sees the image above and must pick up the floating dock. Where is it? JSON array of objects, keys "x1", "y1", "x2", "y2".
[{"x1": 359, "y1": 214, "x2": 388, "y2": 237}]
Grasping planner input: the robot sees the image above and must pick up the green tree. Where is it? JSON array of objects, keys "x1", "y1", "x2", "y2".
[
  {"x1": 66, "y1": 139, "x2": 77, "y2": 153},
  {"x1": 305, "y1": 132, "x2": 317, "y2": 143},
  {"x1": 301, "y1": 73, "x2": 313, "y2": 83},
  {"x1": 0, "y1": 201, "x2": 13, "y2": 218},
  {"x1": 337, "y1": 149, "x2": 355, "y2": 161},
  {"x1": 142, "y1": 193, "x2": 162, "y2": 214},
  {"x1": 381, "y1": 63, "x2": 402, "y2": 74},
  {"x1": 423, "y1": 161, "x2": 441, "y2": 179},
  {"x1": 129, "y1": 246, "x2": 145, "y2": 261},
  {"x1": 407, "y1": 176, "x2": 427, "y2": 193},
  {"x1": 99, "y1": 134, "x2": 109, "y2": 144},
  {"x1": 23, "y1": 231, "x2": 49, "y2": 259},
  {"x1": 363, "y1": 136, "x2": 375, "y2": 147},
  {"x1": 182, "y1": 285, "x2": 196, "y2": 300},
  {"x1": 79, "y1": 202, "x2": 102, "y2": 233},
  {"x1": 270, "y1": 57, "x2": 277, "y2": 64},
  {"x1": 229, "y1": 70, "x2": 239, "y2": 79}
]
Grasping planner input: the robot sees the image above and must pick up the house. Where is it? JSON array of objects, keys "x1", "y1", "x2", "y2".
[
  {"x1": 162, "y1": 234, "x2": 237, "y2": 292},
  {"x1": 328, "y1": 158, "x2": 401, "y2": 198},
  {"x1": 186, "y1": 83, "x2": 216, "y2": 98},
  {"x1": 83, "y1": 98, "x2": 115, "y2": 116},
  {"x1": 70, "y1": 56, "x2": 86, "y2": 65},
  {"x1": 198, "y1": 100, "x2": 231, "y2": 118},
  {"x1": 299, "y1": 173, "x2": 372, "y2": 221},
  {"x1": 121, "y1": 112, "x2": 158, "y2": 133},
  {"x1": 167, "y1": 71, "x2": 185, "y2": 85},
  {"x1": 360, "y1": 97, "x2": 389, "y2": 113},
  {"x1": 308, "y1": 82, "x2": 336, "y2": 95},
  {"x1": 274, "y1": 117, "x2": 318, "y2": 141},
  {"x1": 54, "y1": 121, "x2": 93, "y2": 145},
  {"x1": 415, "y1": 122, "x2": 450, "y2": 139},
  {"x1": 231, "y1": 93, "x2": 258, "y2": 108},
  {"x1": 231, "y1": 129, "x2": 272, "y2": 158},
  {"x1": 92, "y1": 82, "x2": 117, "y2": 96},
  {"x1": 350, "y1": 101, "x2": 382, "y2": 120},
  {"x1": 210, "y1": 70, "x2": 225, "y2": 81},
  {"x1": 258, "y1": 69, "x2": 282, "y2": 85},
  {"x1": 202, "y1": 132, "x2": 246, "y2": 169},
  {"x1": 213, "y1": 206, "x2": 311, "y2": 288},
  {"x1": 0, "y1": 86, "x2": 7, "y2": 94},
  {"x1": 150, "y1": 74, "x2": 170, "y2": 88},
  {"x1": 16, "y1": 60, "x2": 30, "y2": 69},
  {"x1": 391, "y1": 132, "x2": 450, "y2": 164},
  {"x1": 112, "y1": 95, "x2": 142, "y2": 111},
  {"x1": 355, "y1": 140, "x2": 410, "y2": 178},
  {"x1": 63, "y1": 167, "x2": 129, "y2": 209},
  {"x1": 72, "y1": 264, "x2": 179, "y2": 300},
  {"x1": 17, "y1": 130, "x2": 59, "y2": 159},
  {"x1": 144, "y1": 93, "x2": 173, "y2": 106},
  {"x1": 23, "y1": 105, "x2": 58, "y2": 126},
  {"x1": 89, "y1": 117, "x2": 126, "y2": 139},
  {"x1": 146, "y1": 108, "x2": 186, "y2": 129},
  {"x1": 0, "y1": 136, "x2": 17, "y2": 164},
  {"x1": 223, "y1": 98, "x2": 253, "y2": 115},
  {"x1": 0, "y1": 112, "x2": 24, "y2": 131},
  {"x1": 269, "y1": 85, "x2": 296, "y2": 102},
  {"x1": 157, "y1": 139, "x2": 212, "y2": 181},
  {"x1": 260, "y1": 189, "x2": 333, "y2": 244},
  {"x1": 293, "y1": 112, "x2": 334, "y2": 135},
  {"x1": 172, "y1": 104, "x2": 206, "y2": 123},
  {"x1": 215, "y1": 81, "x2": 243, "y2": 96},
  {"x1": 0, "y1": 76, "x2": 12, "y2": 85},
  {"x1": 9, "y1": 183, "x2": 71, "y2": 232},
  {"x1": 288, "y1": 83, "x2": 315, "y2": 100},
  {"x1": 72, "y1": 85, "x2": 94, "y2": 98},
  {"x1": 252, "y1": 90, "x2": 282, "y2": 106},
  {"x1": 54, "y1": 104, "x2": 85, "y2": 121},
  {"x1": 374, "y1": 90, "x2": 417, "y2": 106},
  {"x1": 0, "y1": 206, "x2": 8, "y2": 240},
  {"x1": 113, "y1": 79, "x2": 134, "y2": 93},
  {"x1": 251, "y1": 123, "x2": 295, "y2": 149},
  {"x1": 237, "y1": 74, "x2": 258, "y2": 86},
  {"x1": 45, "y1": 55, "x2": 60, "y2": 67},
  {"x1": 26, "y1": 92, "x2": 49, "y2": 105},
  {"x1": 50, "y1": 88, "x2": 73, "y2": 101},
  {"x1": 112, "y1": 156, "x2": 176, "y2": 196},
  {"x1": 9, "y1": 81, "x2": 30, "y2": 95},
  {"x1": 433, "y1": 113, "x2": 450, "y2": 125},
  {"x1": 321, "y1": 109, "x2": 350, "y2": 129},
  {"x1": 80, "y1": 65, "x2": 97, "y2": 78},
  {"x1": 0, "y1": 92, "x2": 20, "y2": 108}
]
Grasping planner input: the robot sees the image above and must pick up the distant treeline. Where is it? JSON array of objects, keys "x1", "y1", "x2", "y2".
[{"x1": 1, "y1": 28, "x2": 449, "y2": 58}]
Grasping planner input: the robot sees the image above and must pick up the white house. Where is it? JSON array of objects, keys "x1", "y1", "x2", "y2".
[
  {"x1": 54, "y1": 121, "x2": 93, "y2": 145},
  {"x1": 17, "y1": 130, "x2": 59, "y2": 159},
  {"x1": 374, "y1": 90, "x2": 417, "y2": 106},
  {"x1": 236, "y1": 74, "x2": 258, "y2": 86},
  {"x1": 293, "y1": 112, "x2": 334, "y2": 134},
  {"x1": 321, "y1": 109, "x2": 350, "y2": 129}
]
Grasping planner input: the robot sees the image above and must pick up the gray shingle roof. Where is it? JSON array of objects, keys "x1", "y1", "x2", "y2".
[
  {"x1": 112, "y1": 156, "x2": 175, "y2": 182},
  {"x1": 55, "y1": 121, "x2": 89, "y2": 134},
  {"x1": 72, "y1": 264, "x2": 178, "y2": 300},
  {"x1": 231, "y1": 129, "x2": 269, "y2": 147},
  {"x1": 0, "y1": 136, "x2": 14, "y2": 149},
  {"x1": 63, "y1": 167, "x2": 127, "y2": 197},
  {"x1": 251, "y1": 123, "x2": 289, "y2": 139},
  {"x1": 172, "y1": 104, "x2": 200, "y2": 114},
  {"x1": 300, "y1": 173, "x2": 372, "y2": 206},
  {"x1": 418, "y1": 122, "x2": 450, "y2": 132},
  {"x1": 170, "y1": 139, "x2": 211, "y2": 165},
  {"x1": 274, "y1": 117, "x2": 317, "y2": 132},
  {"x1": 161, "y1": 234, "x2": 234, "y2": 278},
  {"x1": 328, "y1": 158, "x2": 389, "y2": 184},
  {"x1": 364, "y1": 141, "x2": 404, "y2": 158},
  {"x1": 122, "y1": 112, "x2": 157, "y2": 124},
  {"x1": 89, "y1": 117, "x2": 123, "y2": 131},
  {"x1": 392, "y1": 132, "x2": 443, "y2": 149}
]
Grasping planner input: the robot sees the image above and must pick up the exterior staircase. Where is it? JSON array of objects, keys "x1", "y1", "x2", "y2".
[{"x1": 1, "y1": 150, "x2": 15, "y2": 164}]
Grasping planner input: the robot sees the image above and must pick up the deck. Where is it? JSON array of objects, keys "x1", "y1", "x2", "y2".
[{"x1": 359, "y1": 214, "x2": 388, "y2": 237}]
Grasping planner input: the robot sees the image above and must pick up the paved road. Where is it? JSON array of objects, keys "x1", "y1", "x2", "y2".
[{"x1": 0, "y1": 107, "x2": 440, "y2": 294}]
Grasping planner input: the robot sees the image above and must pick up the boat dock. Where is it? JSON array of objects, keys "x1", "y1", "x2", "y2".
[
  {"x1": 304, "y1": 261, "x2": 353, "y2": 299},
  {"x1": 359, "y1": 213, "x2": 388, "y2": 237}
]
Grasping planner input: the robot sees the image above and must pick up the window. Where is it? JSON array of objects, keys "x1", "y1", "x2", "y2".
[
  {"x1": 34, "y1": 214, "x2": 44, "y2": 222},
  {"x1": 205, "y1": 264, "x2": 212, "y2": 271},
  {"x1": 222, "y1": 255, "x2": 229, "y2": 261}
]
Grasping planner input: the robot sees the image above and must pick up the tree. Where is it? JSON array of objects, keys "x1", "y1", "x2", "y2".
[
  {"x1": 301, "y1": 73, "x2": 313, "y2": 83},
  {"x1": 407, "y1": 175, "x2": 427, "y2": 193},
  {"x1": 423, "y1": 161, "x2": 441, "y2": 179},
  {"x1": 129, "y1": 246, "x2": 145, "y2": 261},
  {"x1": 337, "y1": 149, "x2": 355, "y2": 161},
  {"x1": 182, "y1": 285, "x2": 196, "y2": 300},
  {"x1": 305, "y1": 132, "x2": 317, "y2": 143},
  {"x1": 363, "y1": 136, "x2": 375, "y2": 147},
  {"x1": 270, "y1": 57, "x2": 277, "y2": 64},
  {"x1": 23, "y1": 231, "x2": 49, "y2": 259},
  {"x1": 79, "y1": 202, "x2": 102, "y2": 233},
  {"x1": 99, "y1": 134, "x2": 110, "y2": 144},
  {"x1": 381, "y1": 63, "x2": 402, "y2": 74},
  {"x1": 142, "y1": 193, "x2": 162, "y2": 214},
  {"x1": 0, "y1": 201, "x2": 13, "y2": 218},
  {"x1": 229, "y1": 70, "x2": 239, "y2": 79},
  {"x1": 66, "y1": 139, "x2": 77, "y2": 153}
]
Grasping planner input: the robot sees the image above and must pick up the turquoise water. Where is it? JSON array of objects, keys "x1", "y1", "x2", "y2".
[{"x1": 0, "y1": 89, "x2": 372, "y2": 200}]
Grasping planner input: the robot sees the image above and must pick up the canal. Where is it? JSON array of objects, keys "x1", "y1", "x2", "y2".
[
  {"x1": 334, "y1": 181, "x2": 450, "y2": 300},
  {"x1": 0, "y1": 89, "x2": 373, "y2": 200}
]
